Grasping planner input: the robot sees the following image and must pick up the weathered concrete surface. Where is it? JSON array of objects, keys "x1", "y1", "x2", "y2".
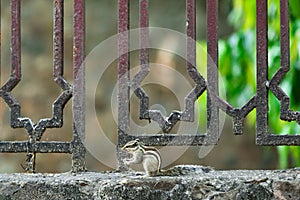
[{"x1": 0, "y1": 165, "x2": 299, "y2": 200}]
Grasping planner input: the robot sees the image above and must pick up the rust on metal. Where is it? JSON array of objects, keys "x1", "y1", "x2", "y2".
[
  {"x1": 206, "y1": 0, "x2": 219, "y2": 142},
  {"x1": 118, "y1": 0, "x2": 130, "y2": 170},
  {"x1": 72, "y1": 0, "x2": 86, "y2": 172},
  {"x1": 256, "y1": 0, "x2": 269, "y2": 143}
]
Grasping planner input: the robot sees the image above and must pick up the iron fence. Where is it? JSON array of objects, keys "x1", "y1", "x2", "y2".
[{"x1": 0, "y1": 0, "x2": 299, "y2": 172}]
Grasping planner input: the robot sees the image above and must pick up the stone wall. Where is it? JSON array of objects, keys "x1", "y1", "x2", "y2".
[{"x1": 0, "y1": 165, "x2": 299, "y2": 199}]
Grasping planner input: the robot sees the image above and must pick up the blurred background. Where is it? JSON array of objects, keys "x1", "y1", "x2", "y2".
[{"x1": 0, "y1": 0, "x2": 299, "y2": 173}]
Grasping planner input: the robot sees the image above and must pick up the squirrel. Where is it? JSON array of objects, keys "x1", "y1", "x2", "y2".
[{"x1": 121, "y1": 139, "x2": 213, "y2": 176}]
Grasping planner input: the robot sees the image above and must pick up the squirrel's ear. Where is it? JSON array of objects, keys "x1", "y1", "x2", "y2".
[{"x1": 135, "y1": 138, "x2": 140, "y2": 142}]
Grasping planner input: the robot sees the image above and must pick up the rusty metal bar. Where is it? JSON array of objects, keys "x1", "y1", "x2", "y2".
[
  {"x1": 0, "y1": 1, "x2": 1, "y2": 86},
  {"x1": 139, "y1": 0, "x2": 149, "y2": 68},
  {"x1": 50, "y1": 0, "x2": 72, "y2": 132},
  {"x1": 119, "y1": 134, "x2": 209, "y2": 146},
  {"x1": 184, "y1": 0, "x2": 197, "y2": 121},
  {"x1": 0, "y1": 0, "x2": 22, "y2": 129},
  {"x1": 130, "y1": 0, "x2": 150, "y2": 122},
  {"x1": 256, "y1": 0, "x2": 269, "y2": 144},
  {"x1": 0, "y1": 141, "x2": 72, "y2": 153},
  {"x1": 257, "y1": 135, "x2": 300, "y2": 146},
  {"x1": 9, "y1": 0, "x2": 39, "y2": 173},
  {"x1": 72, "y1": 0, "x2": 86, "y2": 172},
  {"x1": 53, "y1": 0, "x2": 70, "y2": 91},
  {"x1": 206, "y1": 0, "x2": 219, "y2": 142},
  {"x1": 118, "y1": 0, "x2": 130, "y2": 137},
  {"x1": 54, "y1": 0, "x2": 64, "y2": 83},
  {"x1": 183, "y1": 0, "x2": 207, "y2": 126},
  {"x1": 269, "y1": 0, "x2": 292, "y2": 118},
  {"x1": 118, "y1": 0, "x2": 130, "y2": 169},
  {"x1": 136, "y1": 0, "x2": 150, "y2": 120},
  {"x1": 52, "y1": 0, "x2": 72, "y2": 127},
  {"x1": 277, "y1": 0, "x2": 300, "y2": 123},
  {"x1": 10, "y1": 0, "x2": 21, "y2": 87},
  {"x1": 279, "y1": 0, "x2": 290, "y2": 72},
  {"x1": 268, "y1": 0, "x2": 300, "y2": 123}
]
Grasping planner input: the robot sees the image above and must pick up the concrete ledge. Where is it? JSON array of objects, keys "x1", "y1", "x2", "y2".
[{"x1": 0, "y1": 165, "x2": 299, "y2": 200}]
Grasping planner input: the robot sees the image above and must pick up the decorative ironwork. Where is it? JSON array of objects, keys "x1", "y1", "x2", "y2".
[
  {"x1": 0, "y1": 0, "x2": 86, "y2": 172},
  {"x1": 0, "y1": 0, "x2": 299, "y2": 173},
  {"x1": 256, "y1": 0, "x2": 300, "y2": 145},
  {"x1": 117, "y1": 0, "x2": 300, "y2": 169},
  {"x1": 117, "y1": 0, "x2": 220, "y2": 166}
]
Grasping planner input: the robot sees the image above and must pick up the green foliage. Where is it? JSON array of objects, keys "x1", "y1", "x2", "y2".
[{"x1": 218, "y1": 0, "x2": 300, "y2": 168}]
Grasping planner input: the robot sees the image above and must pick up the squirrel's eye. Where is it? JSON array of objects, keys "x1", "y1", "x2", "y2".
[{"x1": 132, "y1": 142, "x2": 138, "y2": 147}]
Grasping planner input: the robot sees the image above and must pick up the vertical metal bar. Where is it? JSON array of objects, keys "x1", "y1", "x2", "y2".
[
  {"x1": 51, "y1": 0, "x2": 72, "y2": 131},
  {"x1": 256, "y1": 0, "x2": 269, "y2": 143},
  {"x1": 206, "y1": 0, "x2": 219, "y2": 142},
  {"x1": 184, "y1": 0, "x2": 197, "y2": 121},
  {"x1": 186, "y1": 0, "x2": 196, "y2": 67},
  {"x1": 140, "y1": 0, "x2": 149, "y2": 68},
  {"x1": 118, "y1": 0, "x2": 130, "y2": 170},
  {"x1": 53, "y1": 0, "x2": 64, "y2": 87},
  {"x1": 137, "y1": 0, "x2": 150, "y2": 119},
  {"x1": 11, "y1": 0, "x2": 39, "y2": 173},
  {"x1": 11, "y1": 0, "x2": 21, "y2": 86},
  {"x1": 280, "y1": 0, "x2": 289, "y2": 71},
  {"x1": 0, "y1": 1, "x2": 1, "y2": 86},
  {"x1": 72, "y1": 0, "x2": 86, "y2": 172}
]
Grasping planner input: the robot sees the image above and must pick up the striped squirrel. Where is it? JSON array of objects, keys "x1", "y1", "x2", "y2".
[{"x1": 121, "y1": 139, "x2": 213, "y2": 176}]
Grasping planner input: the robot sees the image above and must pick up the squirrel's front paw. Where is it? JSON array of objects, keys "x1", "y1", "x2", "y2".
[{"x1": 123, "y1": 159, "x2": 131, "y2": 166}]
